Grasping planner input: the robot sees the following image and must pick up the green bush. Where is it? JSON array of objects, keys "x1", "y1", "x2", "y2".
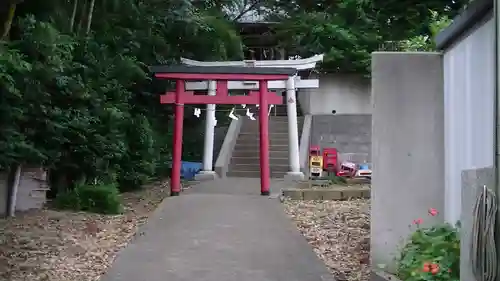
[
  {"x1": 397, "y1": 209, "x2": 460, "y2": 281},
  {"x1": 53, "y1": 188, "x2": 80, "y2": 209},
  {"x1": 116, "y1": 115, "x2": 156, "y2": 192},
  {"x1": 328, "y1": 174, "x2": 347, "y2": 185},
  {"x1": 54, "y1": 183, "x2": 123, "y2": 214}
]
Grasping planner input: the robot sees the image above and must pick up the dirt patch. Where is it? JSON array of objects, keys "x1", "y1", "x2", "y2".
[
  {"x1": 283, "y1": 199, "x2": 371, "y2": 281},
  {"x1": 0, "y1": 181, "x2": 171, "y2": 281}
]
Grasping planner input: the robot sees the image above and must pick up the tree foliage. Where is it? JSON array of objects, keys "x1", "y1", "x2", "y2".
[
  {"x1": 0, "y1": 0, "x2": 466, "y2": 197},
  {"x1": 267, "y1": 0, "x2": 466, "y2": 73},
  {"x1": 399, "y1": 10, "x2": 453, "y2": 51},
  {"x1": 0, "y1": 0, "x2": 243, "y2": 193}
]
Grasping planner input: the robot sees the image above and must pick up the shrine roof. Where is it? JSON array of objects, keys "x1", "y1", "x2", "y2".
[{"x1": 149, "y1": 65, "x2": 297, "y2": 76}]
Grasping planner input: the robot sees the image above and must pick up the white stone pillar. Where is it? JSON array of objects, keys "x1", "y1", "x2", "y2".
[
  {"x1": 195, "y1": 80, "x2": 217, "y2": 181},
  {"x1": 285, "y1": 76, "x2": 304, "y2": 181}
]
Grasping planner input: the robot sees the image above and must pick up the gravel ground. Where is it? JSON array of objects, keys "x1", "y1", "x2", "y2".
[
  {"x1": 283, "y1": 198, "x2": 371, "y2": 281},
  {"x1": 0, "y1": 181, "x2": 171, "y2": 281}
]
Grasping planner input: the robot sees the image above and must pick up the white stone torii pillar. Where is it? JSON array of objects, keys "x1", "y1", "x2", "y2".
[
  {"x1": 183, "y1": 55, "x2": 324, "y2": 181},
  {"x1": 285, "y1": 76, "x2": 302, "y2": 179},
  {"x1": 195, "y1": 80, "x2": 217, "y2": 180}
]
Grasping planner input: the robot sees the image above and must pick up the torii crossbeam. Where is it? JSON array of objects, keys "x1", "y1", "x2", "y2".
[{"x1": 150, "y1": 65, "x2": 297, "y2": 196}]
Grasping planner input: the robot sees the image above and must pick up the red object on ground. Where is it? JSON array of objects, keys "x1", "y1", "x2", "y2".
[
  {"x1": 171, "y1": 80, "x2": 185, "y2": 194},
  {"x1": 322, "y1": 147, "x2": 338, "y2": 173},
  {"x1": 309, "y1": 146, "x2": 321, "y2": 157},
  {"x1": 258, "y1": 81, "x2": 270, "y2": 195},
  {"x1": 151, "y1": 65, "x2": 296, "y2": 196},
  {"x1": 336, "y1": 162, "x2": 357, "y2": 178}
]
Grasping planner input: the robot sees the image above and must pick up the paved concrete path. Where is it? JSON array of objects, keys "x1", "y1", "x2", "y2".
[{"x1": 100, "y1": 178, "x2": 334, "y2": 281}]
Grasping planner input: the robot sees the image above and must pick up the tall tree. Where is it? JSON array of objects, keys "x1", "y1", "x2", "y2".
[
  {"x1": 264, "y1": 0, "x2": 467, "y2": 73},
  {"x1": 0, "y1": 0, "x2": 468, "y2": 196},
  {"x1": 0, "y1": 0, "x2": 244, "y2": 193}
]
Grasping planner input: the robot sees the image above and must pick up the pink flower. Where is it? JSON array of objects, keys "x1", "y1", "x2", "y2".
[
  {"x1": 428, "y1": 208, "x2": 439, "y2": 216},
  {"x1": 413, "y1": 218, "x2": 423, "y2": 225}
]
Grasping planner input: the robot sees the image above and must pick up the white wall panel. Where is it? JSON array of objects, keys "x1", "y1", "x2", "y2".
[{"x1": 443, "y1": 18, "x2": 495, "y2": 223}]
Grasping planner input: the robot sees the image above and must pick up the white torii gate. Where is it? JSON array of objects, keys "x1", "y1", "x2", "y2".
[{"x1": 183, "y1": 54, "x2": 324, "y2": 180}]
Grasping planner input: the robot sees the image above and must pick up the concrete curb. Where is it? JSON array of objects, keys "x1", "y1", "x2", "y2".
[
  {"x1": 298, "y1": 114, "x2": 312, "y2": 175},
  {"x1": 370, "y1": 271, "x2": 401, "y2": 281},
  {"x1": 214, "y1": 117, "x2": 243, "y2": 178},
  {"x1": 282, "y1": 186, "x2": 370, "y2": 200}
]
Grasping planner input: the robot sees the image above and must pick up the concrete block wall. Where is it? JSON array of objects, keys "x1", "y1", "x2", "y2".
[
  {"x1": 310, "y1": 114, "x2": 371, "y2": 163},
  {"x1": 298, "y1": 74, "x2": 371, "y2": 115},
  {"x1": 370, "y1": 52, "x2": 445, "y2": 271},
  {"x1": 0, "y1": 167, "x2": 49, "y2": 216},
  {"x1": 16, "y1": 167, "x2": 50, "y2": 212}
]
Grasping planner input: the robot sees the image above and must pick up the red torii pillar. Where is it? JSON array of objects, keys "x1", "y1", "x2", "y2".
[{"x1": 150, "y1": 65, "x2": 297, "y2": 196}]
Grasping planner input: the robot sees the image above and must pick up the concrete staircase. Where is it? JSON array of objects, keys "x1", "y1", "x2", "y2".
[{"x1": 227, "y1": 116, "x2": 303, "y2": 178}]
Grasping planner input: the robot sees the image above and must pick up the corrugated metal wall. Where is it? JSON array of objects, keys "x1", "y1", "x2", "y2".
[{"x1": 443, "y1": 17, "x2": 495, "y2": 223}]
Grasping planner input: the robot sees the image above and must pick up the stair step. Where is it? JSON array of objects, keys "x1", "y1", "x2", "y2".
[
  {"x1": 230, "y1": 164, "x2": 289, "y2": 172},
  {"x1": 269, "y1": 116, "x2": 303, "y2": 120},
  {"x1": 242, "y1": 129, "x2": 289, "y2": 134},
  {"x1": 232, "y1": 150, "x2": 289, "y2": 158},
  {"x1": 234, "y1": 144, "x2": 288, "y2": 152},
  {"x1": 240, "y1": 116, "x2": 304, "y2": 120},
  {"x1": 30, "y1": 190, "x2": 48, "y2": 199},
  {"x1": 226, "y1": 115, "x2": 306, "y2": 179},
  {"x1": 236, "y1": 138, "x2": 289, "y2": 146},
  {"x1": 244, "y1": 116, "x2": 304, "y2": 121},
  {"x1": 238, "y1": 132, "x2": 292, "y2": 138},
  {"x1": 240, "y1": 124, "x2": 298, "y2": 128},
  {"x1": 230, "y1": 157, "x2": 288, "y2": 165},
  {"x1": 31, "y1": 187, "x2": 51, "y2": 191},
  {"x1": 226, "y1": 170, "x2": 286, "y2": 178},
  {"x1": 237, "y1": 133, "x2": 302, "y2": 141},
  {"x1": 242, "y1": 121, "x2": 292, "y2": 126},
  {"x1": 240, "y1": 125, "x2": 302, "y2": 131},
  {"x1": 238, "y1": 133, "x2": 292, "y2": 140}
]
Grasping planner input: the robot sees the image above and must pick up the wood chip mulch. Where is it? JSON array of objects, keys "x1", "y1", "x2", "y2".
[
  {"x1": 283, "y1": 198, "x2": 371, "y2": 281},
  {"x1": 0, "y1": 181, "x2": 171, "y2": 281}
]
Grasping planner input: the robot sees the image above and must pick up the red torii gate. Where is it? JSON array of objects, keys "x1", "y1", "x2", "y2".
[{"x1": 150, "y1": 65, "x2": 297, "y2": 196}]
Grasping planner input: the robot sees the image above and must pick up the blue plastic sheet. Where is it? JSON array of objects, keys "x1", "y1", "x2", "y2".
[
  {"x1": 359, "y1": 164, "x2": 370, "y2": 170},
  {"x1": 181, "y1": 161, "x2": 203, "y2": 180}
]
